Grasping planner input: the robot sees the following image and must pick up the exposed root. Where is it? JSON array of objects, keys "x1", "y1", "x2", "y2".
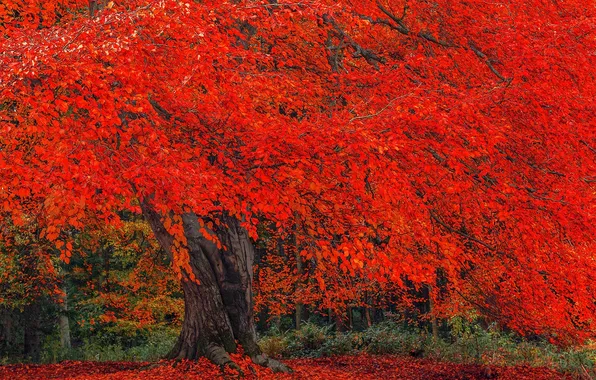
[
  {"x1": 145, "y1": 346, "x2": 291, "y2": 376},
  {"x1": 205, "y1": 343, "x2": 244, "y2": 377},
  {"x1": 251, "y1": 353, "x2": 293, "y2": 373},
  {"x1": 220, "y1": 361, "x2": 244, "y2": 379}
]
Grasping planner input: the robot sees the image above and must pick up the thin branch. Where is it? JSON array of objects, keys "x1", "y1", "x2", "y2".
[
  {"x1": 429, "y1": 209, "x2": 497, "y2": 252},
  {"x1": 469, "y1": 43, "x2": 510, "y2": 82},
  {"x1": 349, "y1": 89, "x2": 419, "y2": 122},
  {"x1": 61, "y1": 26, "x2": 87, "y2": 52},
  {"x1": 322, "y1": 14, "x2": 385, "y2": 70},
  {"x1": 239, "y1": 1, "x2": 306, "y2": 9},
  {"x1": 580, "y1": 140, "x2": 596, "y2": 155},
  {"x1": 376, "y1": 2, "x2": 409, "y2": 35},
  {"x1": 419, "y1": 31, "x2": 456, "y2": 48},
  {"x1": 365, "y1": 5, "x2": 457, "y2": 49}
]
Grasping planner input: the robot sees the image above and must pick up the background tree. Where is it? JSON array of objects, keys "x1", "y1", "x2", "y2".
[{"x1": 0, "y1": 220, "x2": 61, "y2": 361}]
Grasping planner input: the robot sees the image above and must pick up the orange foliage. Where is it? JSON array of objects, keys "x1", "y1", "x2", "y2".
[{"x1": 71, "y1": 220, "x2": 183, "y2": 331}]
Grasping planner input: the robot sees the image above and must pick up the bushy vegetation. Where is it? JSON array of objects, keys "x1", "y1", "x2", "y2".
[
  {"x1": 38, "y1": 327, "x2": 178, "y2": 364},
  {"x1": 258, "y1": 319, "x2": 596, "y2": 377},
  {"x1": 3, "y1": 313, "x2": 593, "y2": 378}
]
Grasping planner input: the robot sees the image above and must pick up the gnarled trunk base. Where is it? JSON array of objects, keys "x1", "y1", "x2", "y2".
[{"x1": 141, "y1": 203, "x2": 290, "y2": 373}]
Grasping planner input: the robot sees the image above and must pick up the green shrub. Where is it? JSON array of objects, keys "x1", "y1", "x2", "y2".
[
  {"x1": 258, "y1": 335, "x2": 289, "y2": 358},
  {"x1": 274, "y1": 322, "x2": 330, "y2": 358},
  {"x1": 320, "y1": 332, "x2": 355, "y2": 356},
  {"x1": 259, "y1": 322, "x2": 341, "y2": 358},
  {"x1": 41, "y1": 326, "x2": 178, "y2": 363},
  {"x1": 362, "y1": 321, "x2": 425, "y2": 355},
  {"x1": 292, "y1": 323, "x2": 331, "y2": 351},
  {"x1": 257, "y1": 317, "x2": 595, "y2": 378}
]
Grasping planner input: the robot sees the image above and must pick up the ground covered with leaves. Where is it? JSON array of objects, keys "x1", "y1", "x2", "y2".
[{"x1": 0, "y1": 354, "x2": 571, "y2": 379}]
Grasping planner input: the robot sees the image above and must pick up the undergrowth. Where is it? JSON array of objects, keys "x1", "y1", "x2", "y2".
[
  {"x1": 259, "y1": 319, "x2": 596, "y2": 378},
  {"x1": 4, "y1": 318, "x2": 591, "y2": 378},
  {"x1": 39, "y1": 326, "x2": 178, "y2": 363}
]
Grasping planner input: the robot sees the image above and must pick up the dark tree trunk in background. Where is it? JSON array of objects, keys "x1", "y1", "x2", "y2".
[
  {"x1": 23, "y1": 302, "x2": 41, "y2": 362},
  {"x1": 364, "y1": 307, "x2": 372, "y2": 328},
  {"x1": 335, "y1": 310, "x2": 348, "y2": 332},
  {"x1": 428, "y1": 285, "x2": 439, "y2": 341},
  {"x1": 0, "y1": 308, "x2": 16, "y2": 356},
  {"x1": 59, "y1": 286, "x2": 71, "y2": 350},
  {"x1": 295, "y1": 247, "x2": 304, "y2": 330},
  {"x1": 364, "y1": 292, "x2": 373, "y2": 328},
  {"x1": 141, "y1": 202, "x2": 290, "y2": 372},
  {"x1": 347, "y1": 307, "x2": 353, "y2": 330}
]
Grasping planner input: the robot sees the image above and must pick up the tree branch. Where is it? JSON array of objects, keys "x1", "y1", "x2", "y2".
[
  {"x1": 469, "y1": 43, "x2": 510, "y2": 82},
  {"x1": 376, "y1": 2, "x2": 410, "y2": 35},
  {"x1": 322, "y1": 14, "x2": 385, "y2": 70},
  {"x1": 429, "y1": 209, "x2": 497, "y2": 252}
]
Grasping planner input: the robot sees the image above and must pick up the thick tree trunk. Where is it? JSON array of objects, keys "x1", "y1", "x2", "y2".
[{"x1": 141, "y1": 202, "x2": 290, "y2": 372}]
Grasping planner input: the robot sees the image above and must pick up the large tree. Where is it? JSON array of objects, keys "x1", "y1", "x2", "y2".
[{"x1": 1, "y1": 0, "x2": 595, "y2": 371}]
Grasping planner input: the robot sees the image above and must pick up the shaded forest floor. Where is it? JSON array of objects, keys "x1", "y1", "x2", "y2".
[{"x1": 0, "y1": 354, "x2": 572, "y2": 379}]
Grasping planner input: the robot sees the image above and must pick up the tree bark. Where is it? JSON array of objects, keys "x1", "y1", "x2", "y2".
[
  {"x1": 0, "y1": 308, "x2": 16, "y2": 356},
  {"x1": 348, "y1": 307, "x2": 353, "y2": 330},
  {"x1": 428, "y1": 285, "x2": 439, "y2": 341},
  {"x1": 23, "y1": 302, "x2": 42, "y2": 362},
  {"x1": 335, "y1": 309, "x2": 348, "y2": 332},
  {"x1": 295, "y1": 247, "x2": 304, "y2": 330},
  {"x1": 59, "y1": 286, "x2": 71, "y2": 350},
  {"x1": 364, "y1": 307, "x2": 372, "y2": 328},
  {"x1": 364, "y1": 292, "x2": 373, "y2": 328},
  {"x1": 141, "y1": 202, "x2": 290, "y2": 372}
]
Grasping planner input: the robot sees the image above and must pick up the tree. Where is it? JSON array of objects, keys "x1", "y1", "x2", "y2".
[
  {"x1": 0, "y1": 220, "x2": 61, "y2": 361},
  {"x1": 1, "y1": 0, "x2": 595, "y2": 371}
]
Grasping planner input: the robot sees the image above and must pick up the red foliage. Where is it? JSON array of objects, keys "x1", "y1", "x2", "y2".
[{"x1": 0, "y1": 355, "x2": 571, "y2": 379}]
